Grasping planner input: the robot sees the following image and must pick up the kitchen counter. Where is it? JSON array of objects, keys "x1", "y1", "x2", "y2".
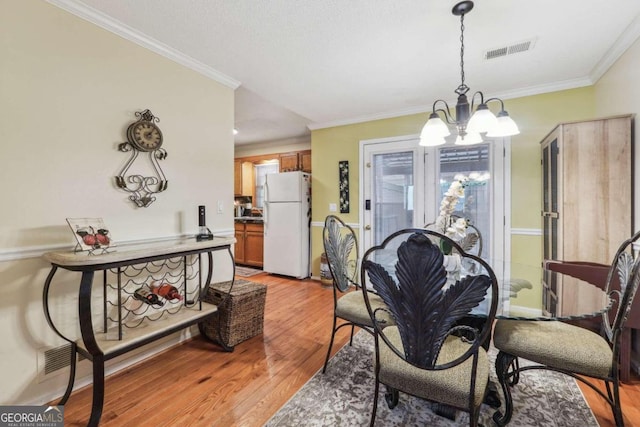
[{"x1": 234, "y1": 216, "x2": 263, "y2": 223}]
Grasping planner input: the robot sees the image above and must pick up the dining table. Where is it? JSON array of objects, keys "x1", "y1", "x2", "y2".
[{"x1": 480, "y1": 259, "x2": 613, "y2": 321}]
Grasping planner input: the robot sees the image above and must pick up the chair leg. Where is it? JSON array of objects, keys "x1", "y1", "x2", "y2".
[
  {"x1": 507, "y1": 357, "x2": 520, "y2": 386},
  {"x1": 370, "y1": 334, "x2": 381, "y2": 427},
  {"x1": 493, "y1": 351, "x2": 517, "y2": 427},
  {"x1": 349, "y1": 324, "x2": 355, "y2": 346},
  {"x1": 611, "y1": 380, "x2": 625, "y2": 427},
  {"x1": 469, "y1": 405, "x2": 480, "y2": 427},
  {"x1": 322, "y1": 316, "x2": 338, "y2": 374},
  {"x1": 384, "y1": 386, "x2": 399, "y2": 409},
  {"x1": 434, "y1": 403, "x2": 457, "y2": 420}
]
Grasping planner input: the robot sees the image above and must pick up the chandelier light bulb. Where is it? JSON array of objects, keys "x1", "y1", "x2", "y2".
[
  {"x1": 454, "y1": 131, "x2": 483, "y2": 146},
  {"x1": 419, "y1": 134, "x2": 447, "y2": 147},
  {"x1": 422, "y1": 113, "x2": 451, "y2": 138},
  {"x1": 486, "y1": 111, "x2": 520, "y2": 137},
  {"x1": 467, "y1": 104, "x2": 499, "y2": 134}
]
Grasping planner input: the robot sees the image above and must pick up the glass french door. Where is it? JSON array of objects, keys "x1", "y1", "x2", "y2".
[
  {"x1": 361, "y1": 136, "x2": 507, "y2": 261},
  {"x1": 362, "y1": 137, "x2": 427, "y2": 248}
]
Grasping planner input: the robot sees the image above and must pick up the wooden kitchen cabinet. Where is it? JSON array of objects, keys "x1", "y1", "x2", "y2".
[
  {"x1": 300, "y1": 151, "x2": 311, "y2": 173},
  {"x1": 234, "y1": 223, "x2": 245, "y2": 261},
  {"x1": 234, "y1": 160, "x2": 242, "y2": 195},
  {"x1": 279, "y1": 153, "x2": 299, "y2": 172},
  {"x1": 244, "y1": 223, "x2": 264, "y2": 266},
  {"x1": 234, "y1": 161, "x2": 255, "y2": 198},
  {"x1": 234, "y1": 221, "x2": 264, "y2": 267},
  {"x1": 279, "y1": 150, "x2": 312, "y2": 173}
]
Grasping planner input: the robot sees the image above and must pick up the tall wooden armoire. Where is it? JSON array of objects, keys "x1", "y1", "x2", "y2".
[{"x1": 541, "y1": 114, "x2": 637, "y2": 381}]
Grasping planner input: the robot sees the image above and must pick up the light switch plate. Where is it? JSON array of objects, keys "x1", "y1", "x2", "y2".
[
  {"x1": 329, "y1": 203, "x2": 337, "y2": 212},
  {"x1": 217, "y1": 200, "x2": 223, "y2": 214}
]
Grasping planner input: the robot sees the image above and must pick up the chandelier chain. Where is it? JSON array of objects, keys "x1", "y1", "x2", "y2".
[{"x1": 460, "y1": 13, "x2": 465, "y2": 87}]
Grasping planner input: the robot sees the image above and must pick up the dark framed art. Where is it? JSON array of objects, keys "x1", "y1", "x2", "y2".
[{"x1": 339, "y1": 160, "x2": 350, "y2": 213}]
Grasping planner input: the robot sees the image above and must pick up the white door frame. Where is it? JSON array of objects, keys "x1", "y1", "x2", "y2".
[{"x1": 359, "y1": 134, "x2": 512, "y2": 264}]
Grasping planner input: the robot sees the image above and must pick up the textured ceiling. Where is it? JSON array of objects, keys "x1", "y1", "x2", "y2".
[{"x1": 49, "y1": 0, "x2": 640, "y2": 145}]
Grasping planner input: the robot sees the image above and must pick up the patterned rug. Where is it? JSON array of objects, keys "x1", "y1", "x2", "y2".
[
  {"x1": 235, "y1": 265, "x2": 264, "y2": 277},
  {"x1": 265, "y1": 332, "x2": 598, "y2": 427}
]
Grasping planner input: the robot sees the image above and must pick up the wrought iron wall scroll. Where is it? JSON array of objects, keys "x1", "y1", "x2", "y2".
[{"x1": 115, "y1": 109, "x2": 168, "y2": 207}]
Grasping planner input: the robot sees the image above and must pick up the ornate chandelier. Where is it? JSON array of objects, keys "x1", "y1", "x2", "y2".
[{"x1": 420, "y1": 1, "x2": 519, "y2": 147}]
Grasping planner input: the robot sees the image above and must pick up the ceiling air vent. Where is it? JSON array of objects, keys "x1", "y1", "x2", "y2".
[{"x1": 484, "y1": 38, "x2": 536, "y2": 60}]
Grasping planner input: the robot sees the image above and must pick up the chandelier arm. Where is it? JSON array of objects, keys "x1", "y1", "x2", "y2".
[
  {"x1": 470, "y1": 91, "x2": 486, "y2": 110},
  {"x1": 483, "y1": 97, "x2": 506, "y2": 110},
  {"x1": 431, "y1": 100, "x2": 456, "y2": 125}
]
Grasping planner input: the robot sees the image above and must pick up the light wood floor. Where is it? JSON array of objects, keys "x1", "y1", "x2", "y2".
[{"x1": 55, "y1": 273, "x2": 640, "y2": 426}]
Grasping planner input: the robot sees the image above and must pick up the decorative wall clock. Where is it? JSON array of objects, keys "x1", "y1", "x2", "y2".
[{"x1": 115, "y1": 109, "x2": 168, "y2": 207}]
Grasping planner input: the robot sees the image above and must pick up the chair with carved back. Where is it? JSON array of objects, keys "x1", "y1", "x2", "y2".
[
  {"x1": 321, "y1": 215, "x2": 393, "y2": 373},
  {"x1": 492, "y1": 230, "x2": 640, "y2": 426},
  {"x1": 360, "y1": 228, "x2": 499, "y2": 426}
]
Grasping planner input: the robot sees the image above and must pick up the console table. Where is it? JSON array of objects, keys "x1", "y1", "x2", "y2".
[{"x1": 42, "y1": 236, "x2": 235, "y2": 427}]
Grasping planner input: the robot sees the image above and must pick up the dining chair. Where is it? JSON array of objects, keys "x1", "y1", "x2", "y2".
[
  {"x1": 321, "y1": 215, "x2": 393, "y2": 373},
  {"x1": 360, "y1": 228, "x2": 499, "y2": 426},
  {"x1": 492, "y1": 230, "x2": 640, "y2": 427}
]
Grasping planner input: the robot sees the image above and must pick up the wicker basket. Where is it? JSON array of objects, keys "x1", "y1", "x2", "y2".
[{"x1": 201, "y1": 279, "x2": 267, "y2": 348}]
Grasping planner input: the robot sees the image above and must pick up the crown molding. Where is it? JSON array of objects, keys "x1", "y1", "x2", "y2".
[
  {"x1": 45, "y1": 0, "x2": 241, "y2": 89},
  {"x1": 590, "y1": 13, "x2": 640, "y2": 82},
  {"x1": 308, "y1": 77, "x2": 593, "y2": 131}
]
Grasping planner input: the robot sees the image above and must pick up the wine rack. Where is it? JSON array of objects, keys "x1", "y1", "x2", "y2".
[
  {"x1": 42, "y1": 237, "x2": 235, "y2": 427},
  {"x1": 104, "y1": 254, "x2": 203, "y2": 340}
]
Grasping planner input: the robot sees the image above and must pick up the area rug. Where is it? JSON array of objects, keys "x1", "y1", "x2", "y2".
[
  {"x1": 265, "y1": 332, "x2": 598, "y2": 427},
  {"x1": 235, "y1": 265, "x2": 264, "y2": 277}
]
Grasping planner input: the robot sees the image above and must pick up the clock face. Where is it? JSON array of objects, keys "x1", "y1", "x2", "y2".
[{"x1": 128, "y1": 121, "x2": 163, "y2": 151}]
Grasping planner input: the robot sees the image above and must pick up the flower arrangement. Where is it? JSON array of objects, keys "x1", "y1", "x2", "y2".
[{"x1": 434, "y1": 177, "x2": 468, "y2": 242}]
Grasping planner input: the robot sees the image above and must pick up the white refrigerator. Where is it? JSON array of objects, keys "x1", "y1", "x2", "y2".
[{"x1": 263, "y1": 171, "x2": 311, "y2": 279}]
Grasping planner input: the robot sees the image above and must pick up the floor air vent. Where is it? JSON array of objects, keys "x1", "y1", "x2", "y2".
[
  {"x1": 43, "y1": 343, "x2": 85, "y2": 375},
  {"x1": 485, "y1": 38, "x2": 535, "y2": 60}
]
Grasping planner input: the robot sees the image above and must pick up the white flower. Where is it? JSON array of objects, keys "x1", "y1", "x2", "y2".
[
  {"x1": 446, "y1": 217, "x2": 468, "y2": 240},
  {"x1": 432, "y1": 178, "x2": 468, "y2": 243}
]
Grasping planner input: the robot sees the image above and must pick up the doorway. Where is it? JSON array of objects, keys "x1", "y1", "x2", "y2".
[{"x1": 360, "y1": 135, "x2": 509, "y2": 262}]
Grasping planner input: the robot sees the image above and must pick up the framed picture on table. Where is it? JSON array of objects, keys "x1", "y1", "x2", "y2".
[{"x1": 66, "y1": 217, "x2": 115, "y2": 253}]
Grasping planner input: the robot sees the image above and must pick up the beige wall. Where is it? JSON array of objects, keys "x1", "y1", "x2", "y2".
[
  {"x1": 0, "y1": 1, "x2": 234, "y2": 404},
  {"x1": 594, "y1": 36, "x2": 640, "y2": 227}
]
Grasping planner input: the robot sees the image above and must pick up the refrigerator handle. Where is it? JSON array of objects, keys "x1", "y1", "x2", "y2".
[
  {"x1": 263, "y1": 182, "x2": 269, "y2": 233},
  {"x1": 263, "y1": 203, "x2": 268, "y2": 234}
]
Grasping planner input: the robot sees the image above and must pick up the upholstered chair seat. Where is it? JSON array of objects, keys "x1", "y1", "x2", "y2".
[
  {"x1": 379, "y1": 327, "x2": 489, "y2": 410},
  {"x1": 334, "y1": 292, "x2": 390, "y2": 326},
  {"x1": 493, "y1": 320, "x2": 612, "y2": 378}
]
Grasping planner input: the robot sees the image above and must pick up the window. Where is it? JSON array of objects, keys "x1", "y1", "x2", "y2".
[{"x1": 254, "y1": 163, "x2": 279, "y2": 208}]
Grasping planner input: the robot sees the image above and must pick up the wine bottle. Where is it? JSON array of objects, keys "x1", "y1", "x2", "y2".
[
  {"x1": 133, "y1": 284, "x2": 164, "y2": 307},
  {"x1": 151, "y1": 282, "x2": 183, "y2": 301}
]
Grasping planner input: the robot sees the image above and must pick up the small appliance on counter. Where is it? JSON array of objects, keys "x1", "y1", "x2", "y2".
[
  {"x1": 234, "y1": 196, "x2": 253, "y2": 217},
  {"x1": 196, "y1": 205, "x2": 213, "y2": 241}
]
